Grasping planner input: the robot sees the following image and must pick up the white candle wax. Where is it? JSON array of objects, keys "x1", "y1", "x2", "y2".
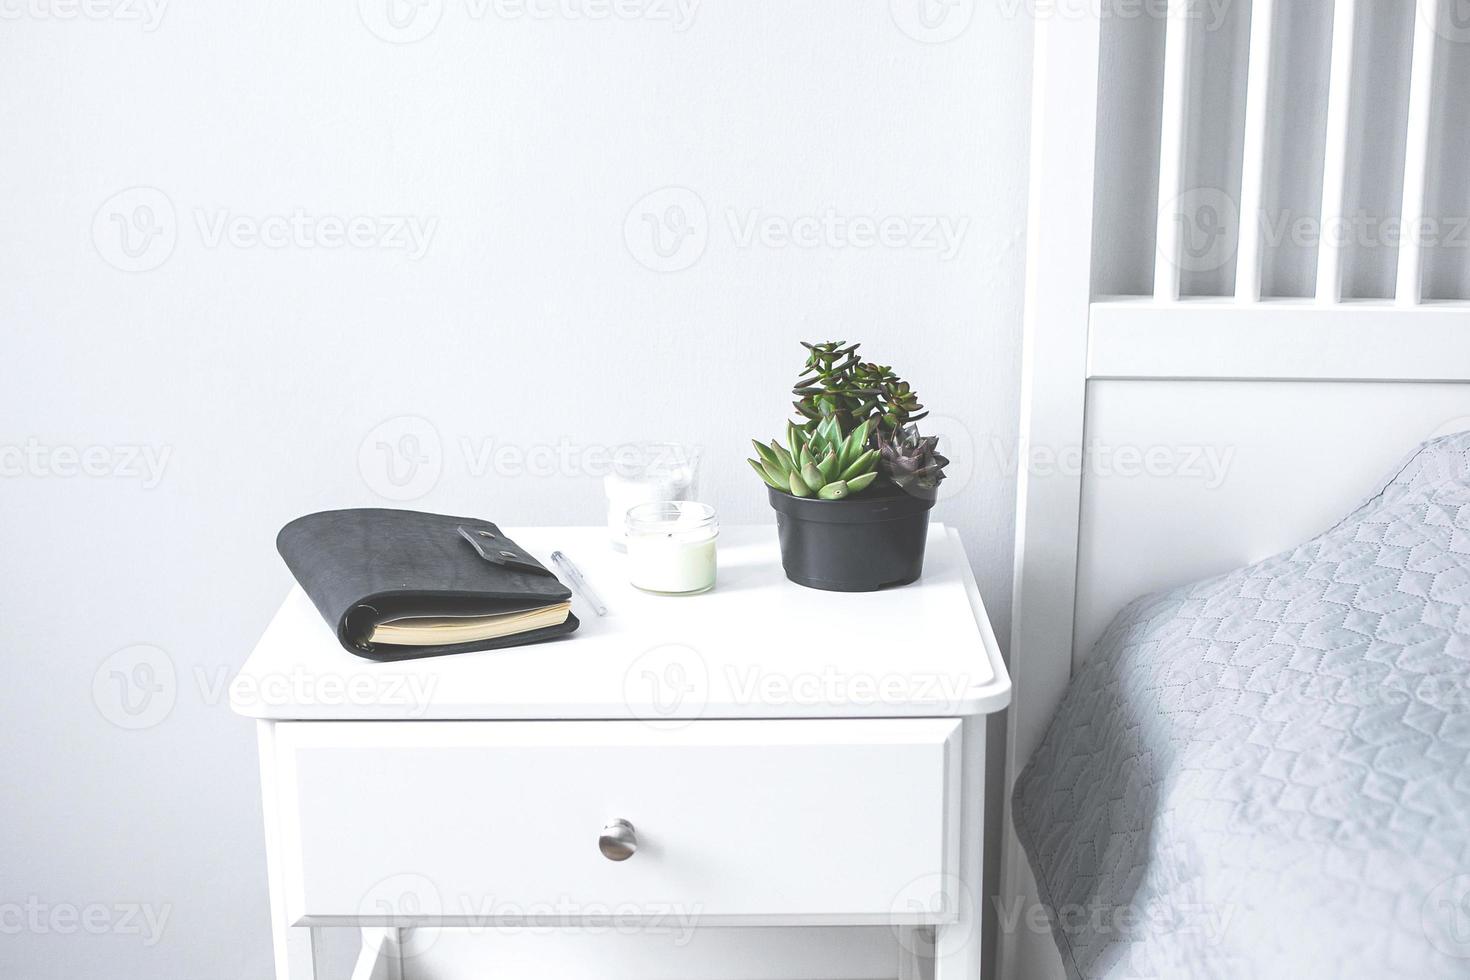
[{"x1": 624, "y1": 502, "x2": 718, "y2": 595}]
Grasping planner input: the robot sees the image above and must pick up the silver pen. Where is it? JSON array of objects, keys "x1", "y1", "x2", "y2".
[{"x1": 550, "y1": 551, "x2": 608, "y2": 616}]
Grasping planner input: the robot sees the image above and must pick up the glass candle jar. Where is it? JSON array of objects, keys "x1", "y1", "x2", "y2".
[
  {"x1": 604, "y1": 442, "x2": 701, "y2": 550},
  {"x1": 625, "y1": 501, "x2": 718, "y2": 595}
]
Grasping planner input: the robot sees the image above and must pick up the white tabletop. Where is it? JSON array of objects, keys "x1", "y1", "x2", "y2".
[{"x1": 231, "y1": 524, "x2": 1010, "y2": 721}]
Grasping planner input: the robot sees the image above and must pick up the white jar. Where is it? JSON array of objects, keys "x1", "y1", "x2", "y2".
[{"x1": 625, "y1": 501, "x2": 718, "y2": 595}]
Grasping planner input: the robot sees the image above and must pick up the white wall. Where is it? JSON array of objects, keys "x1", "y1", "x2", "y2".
[{"x1": 0, "y1": 2, "x2": 1032, "y2": 976}]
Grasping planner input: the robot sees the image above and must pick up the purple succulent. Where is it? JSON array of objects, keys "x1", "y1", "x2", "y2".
[{"x1": 877, "y1": 424, "x2": 949, "y2": 498}]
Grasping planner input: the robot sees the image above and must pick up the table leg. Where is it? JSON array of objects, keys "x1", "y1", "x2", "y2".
[
  {"x1": 259, "y1": 721, "x2": 316, "y2": 980},
  {"x1": 934, "y1": 715, "x2": 986, "y2": 978},
  {"x1": 352, "y1": 928, "x2": 403, "y2": 980},
  {"x1": 934, "y1": 918, "x2": 981, "y2": 978}
]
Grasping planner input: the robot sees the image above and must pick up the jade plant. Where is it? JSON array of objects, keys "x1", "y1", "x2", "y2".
[
  {"x1": 791, "y1": 341, "x2": 874, "y2": 433},
  {"x1": 750, "y1": 340, "x2": 949, "y2": 501},
  {"x1": 855, "y1": 362, "x2": 927, "y2": 433},
  {"x1": 790, "y1": 342, "x2": 929, "y2": 436}
]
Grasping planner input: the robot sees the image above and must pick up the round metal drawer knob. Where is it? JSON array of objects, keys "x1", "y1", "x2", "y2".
[{"x1": 599, "y1": 818, "x2": 638, "y2": 861}]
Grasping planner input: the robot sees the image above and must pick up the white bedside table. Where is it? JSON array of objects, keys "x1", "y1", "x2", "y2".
[{"x1": 234, "y1": 524, "x2": 1010, "y2": 980}]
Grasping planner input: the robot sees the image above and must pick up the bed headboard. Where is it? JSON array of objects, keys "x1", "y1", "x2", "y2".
[{"x1": 1000, "y1": 3, "x2": 1470, "y2": 977}]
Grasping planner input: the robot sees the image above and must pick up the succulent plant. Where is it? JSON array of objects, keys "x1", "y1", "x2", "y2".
[
  {"x1": 792, "y1": 341, "x2": 926, "y2": 436},
  {"x1": 877, "y1": 424, "x2": 949, "y2": 498},
  {"x1": 749, "y1": 415, "x2": 880, "y2": 501},
  {"x1": 755, "y1": 341, "x2": 950, "y2": 502},
  {"x1": 791, "y1": 341, "x2": 879, "y2": 433},
  {"x1": 853, "y1": 361, "x2": 927, "y2": 432}
]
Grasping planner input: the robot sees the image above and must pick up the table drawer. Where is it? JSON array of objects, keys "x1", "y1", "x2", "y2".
[{"x1": 271, "y1": 719, "x2": 961, "y2": 926}]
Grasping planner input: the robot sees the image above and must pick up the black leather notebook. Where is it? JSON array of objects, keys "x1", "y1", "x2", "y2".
[{"x1": 277, "y1": 509, "x2": 579, "y2": 661}]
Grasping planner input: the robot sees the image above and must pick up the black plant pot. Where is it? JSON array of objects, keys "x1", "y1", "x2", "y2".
[{"x1": 767, "y1": 481, "x2": 936, "y2": 592}]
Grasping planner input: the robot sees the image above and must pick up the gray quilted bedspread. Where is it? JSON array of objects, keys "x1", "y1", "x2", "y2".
[{"x1": 1013, "y1": 432, "x2": 1470, "y2": 979}]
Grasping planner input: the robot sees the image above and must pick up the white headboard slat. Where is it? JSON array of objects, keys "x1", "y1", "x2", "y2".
[
  {"x1": 1153, "y1": 0, "x2": 1193, "y2": 301},
  {"x1": 1236, "y1": 0, "x2": 1278, "y2": 303},
  {"x1": 1316, "y1": 0, "x2": 1361, "y2": 304},
  {"x1": 1397, "y1": 0, "x2": 1442, "y2": 306}
]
